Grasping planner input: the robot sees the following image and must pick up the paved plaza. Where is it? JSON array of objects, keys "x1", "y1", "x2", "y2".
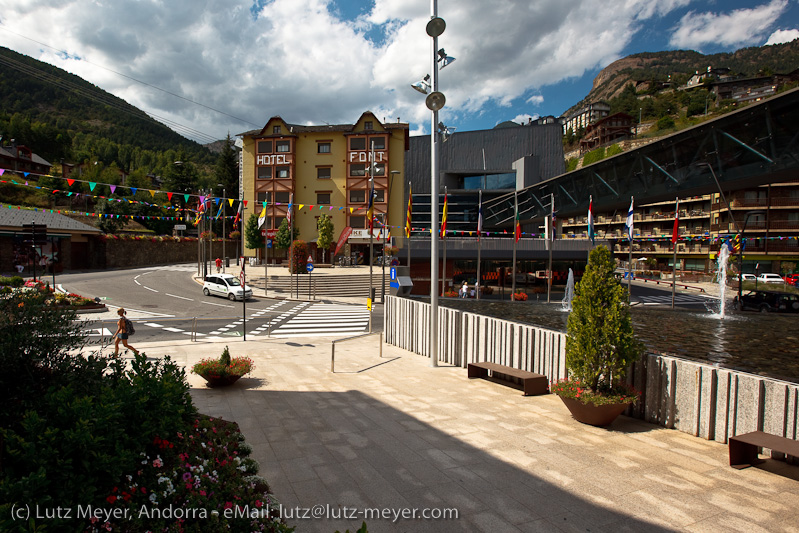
[{"x1": 115, "y1": 333, "x2": 799, "y2": 533}]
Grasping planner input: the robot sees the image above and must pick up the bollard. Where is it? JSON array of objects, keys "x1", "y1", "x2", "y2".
[{"x1": 331, "y1": 343, "x2": 336, "y2": 372}]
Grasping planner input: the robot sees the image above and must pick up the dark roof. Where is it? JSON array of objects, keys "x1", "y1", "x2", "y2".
[
  {"x1": 0, "y1": 207, "x2": 101, "y2": 234},
  {"x1": 0, "y1": 146, "x2": 52, "y2": 167},
  {"x1": 238, "y1": 116, "x2": 409, "y2": 137}
]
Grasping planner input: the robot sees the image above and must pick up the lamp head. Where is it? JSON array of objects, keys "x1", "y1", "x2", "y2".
[
  {"x1": 425, "y1": 91, "x2": 446, "y2": 111},
  {"x1": 426, "y1": 17, "x2": 446, "y2": 37}
]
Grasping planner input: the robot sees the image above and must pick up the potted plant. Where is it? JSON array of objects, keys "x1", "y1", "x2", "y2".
[
  {"x1": 511, "y1": 291, "x2": 528, "y2": 301},
  {"x1": 552, "y1": 245, "x2": 642, "y2": 426},
  {"x1": 192, "y1": 345, "x2": 254, "y2": 387}
]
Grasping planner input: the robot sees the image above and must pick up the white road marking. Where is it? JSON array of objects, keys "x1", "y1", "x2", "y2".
[
  {"x1": 143, "y1": 286, "x2": 158, "y2": 293},
  {"x1": 203, "y1": 301, "x2": 233, "y2": 308},
  {"x1": 166, "y1": 293, "x2": 194, "y2": 301}
]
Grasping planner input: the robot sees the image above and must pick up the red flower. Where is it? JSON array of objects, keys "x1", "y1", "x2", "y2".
[{"x1": 106, "y1": 495, "x2": 116, "y2": 504}]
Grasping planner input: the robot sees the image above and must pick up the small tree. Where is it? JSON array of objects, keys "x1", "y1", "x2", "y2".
[
  {"x1": 243, "y1": 213, "x2": 264, "y2": 252},
  {"x1": 566, "y1": 245, "x2": 642, "y2": 392},
  {"x1": 316, "y1": 214, "x2": 334, "y2": 263},
  {"x1": 275, "y1": 218, "x2": 298, "y2": 250}
]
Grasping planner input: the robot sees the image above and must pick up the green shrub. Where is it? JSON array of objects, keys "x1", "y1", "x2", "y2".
[
  {"x1": 657, "y1": 115, "x2": 675, "y2": 130},
  {"x1": 582, "y1": 146, "x2": 606, "y2": 166},
  {"x1": 0, "y1": 276, "x2": 24, "y2": 287},
  {"x1": 565, "y1": 158, "x2": 579, "y2": 172},
  {"x1": 606, "y1": 144, "x2": 623, "y2": 157}
]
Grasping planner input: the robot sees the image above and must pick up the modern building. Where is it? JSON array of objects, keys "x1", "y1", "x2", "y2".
[
  {"x1": 561, "y1": 101, "x2": 611, "y2": 136},
  {"x1": 237, "y1": 112, "x2": 409, "y2": 262}
]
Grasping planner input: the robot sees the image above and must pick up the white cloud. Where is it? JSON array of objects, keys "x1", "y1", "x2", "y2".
[
  {"x1": 510, "y1": 113, "x2": 540, "y2": 125},
  {"x1": 0, "y1": 0, "x2": 761, "y2": 143},
  {"x1": 765, "y1": 28, "x2": 799, "y2": 45},
  {"x1": 669, "y1": 0, "x2": 789, "y2": 50}
]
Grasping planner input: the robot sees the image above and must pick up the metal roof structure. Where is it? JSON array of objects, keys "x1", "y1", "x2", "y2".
[
  {"x1": 0, "y1": 207, "x2": 100, "y2": 235},
  {"x1": 482, "y1": 87, "x2": 799, "y2": 228}
]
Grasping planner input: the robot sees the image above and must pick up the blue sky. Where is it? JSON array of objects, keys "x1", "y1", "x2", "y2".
[{"x1": 0, "y1": 0, "x2": 797, "y2": 143}]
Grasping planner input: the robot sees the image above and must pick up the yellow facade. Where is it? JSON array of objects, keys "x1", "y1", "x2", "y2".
[{"x1": 239, "y1": 112, "x2": 408, "y2": 259}]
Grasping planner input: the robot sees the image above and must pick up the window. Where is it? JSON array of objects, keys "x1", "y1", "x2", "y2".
[
  {"x1": 373, "y1": 190, "x2": 385, "y2": 203},
  {"x1": 275, "y1": 191, "x2": 290, "y2": 204},
  {"x1": 364, "y1": 121, "x2": 373, "y2": 130},
  {"x1": 317, "y1": 142, "x2": 331, "y2": 154},
  {"x1": 317, "y1": 167, "x2": 331, "y2": 179},
  {"x1": 256, "y1": 192, "x2": 270, "y2": 204},
  {"x1": 257, "y1": 140, "x2": 273, "y2": 153},
  {"x1": 276, "y1": 167, "x2": 290, "y2": 179},
  {"x1": 276, "y1": 140, "x2": 290, "y2": 153},
  {"x1": 350, "y1": 216, "x2": 366, "y2": 229},
  {"x1": 349, "y1": 137, "x2": 366, "y2": 151},
  {"x1": 349, "y1": 190, "x2": 366, "y2": 203},
  {"x1": 273, "y1": 125, "x2": 281, "y2": 134},
  {"x1": 273, "y1": 216, "x2": 284, "y2": 229},
  {"x1": 257, "y1": 167, "x2": 272, "y2": 179},
  {"x1": 317, "y1": 193, "x2": 331, "y2": 205},
  {"x1": 350, "y1": 163, "x2": 366, "y2": 177},
  {"x1": 369, "y1": 136, "x2": 386, "y2": 150}
]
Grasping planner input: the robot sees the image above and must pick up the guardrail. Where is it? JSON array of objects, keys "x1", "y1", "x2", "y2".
[
  {"x1": 633, "y1": 277, "x2": 706, "y2": 293},
  {"x1": 330, "y1": 332, "x2": 383, "y2": 372}
]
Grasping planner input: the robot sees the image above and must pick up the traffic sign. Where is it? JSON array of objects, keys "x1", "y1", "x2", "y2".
[
  {"x1": 390, "y1": 267, "x2": 397, "y2": 281},
  {"x1": 267, "y1": 239, "x2": 272, "y2": 248},
  {"x1": 307, "y1": 255, "x2": 313, "y2": 263},
  {"x1": 306, "y1": 263, "x2": 314, "y2": 273}
]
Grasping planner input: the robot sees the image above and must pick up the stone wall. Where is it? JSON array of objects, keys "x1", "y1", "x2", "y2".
[{"x1": 89, "y1": 238, "x2": 236, "y2": 270}]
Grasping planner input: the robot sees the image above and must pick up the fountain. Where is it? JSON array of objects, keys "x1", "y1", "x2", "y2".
[
  {"x1": 715, "y1": 244, "x2": 731, "y2": 318},
  {"x1": 561, "y1": 268, "x2": 575, "y2": 312}
]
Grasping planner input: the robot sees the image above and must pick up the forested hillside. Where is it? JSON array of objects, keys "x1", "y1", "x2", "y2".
[{"x1": 0, "y1": 46, "x2": 214, "y2": 173}]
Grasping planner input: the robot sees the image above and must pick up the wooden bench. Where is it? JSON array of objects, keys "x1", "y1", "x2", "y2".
[
  {"x1": 729, "y1": 431, "x2": 799, "y2": 469},
  {"x1": 467, "y1": 362, "x2": 548, "y2": 396}
]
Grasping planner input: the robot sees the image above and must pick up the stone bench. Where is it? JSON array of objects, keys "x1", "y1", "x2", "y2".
[
  {"x1": 729, "y1": 431, "x2": 799, "y2": 469},
  {"x1": 467, "y1": 362, "x2": 548, "y2": 396}
]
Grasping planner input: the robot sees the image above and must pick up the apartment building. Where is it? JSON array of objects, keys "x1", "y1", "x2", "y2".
[
  {"x1": 238, "y1": 112, "x2": 409, "y2": 260},
  {"x1": 559, "y1": 181, "x2": 799, "y2": 274}
]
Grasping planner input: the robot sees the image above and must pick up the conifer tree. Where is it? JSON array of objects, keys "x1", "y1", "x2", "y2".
[{"x1": 566, "y1": 245, "x2": 641, "y2": 391}]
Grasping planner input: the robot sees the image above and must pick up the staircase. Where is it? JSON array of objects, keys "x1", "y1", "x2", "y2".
[{"x1": 248, "y1": 272, "x2": 389, "y2": 299}]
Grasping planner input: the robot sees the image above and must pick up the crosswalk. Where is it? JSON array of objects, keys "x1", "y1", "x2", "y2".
[{"x1": 269, "y1": 303, "x2": 371, "y2": 338}]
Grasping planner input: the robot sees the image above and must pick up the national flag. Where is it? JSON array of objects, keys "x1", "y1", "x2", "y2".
[
  {"x1": 367, "y1": 179, "x2": 375, "y2": 231},
  {"x1": 731, "y1": 233, "x2": 744, "y2": 253},
  {"x1": 514, "y1": 204, "x2": 521, "y2": 243},
  {"x1": 587, "y1": 196, "x2": 595, "y2": 244},
  {"x1": 671, "y1": 199, "x2": 680, "y2": 245},
  {"x1": 257, "y1": 204, "x2": 267, "y2": 228},
  {"x1": 477, "y1": 190, "x2": 483, "y2": 239},
  {"x1": 405, "y1": 184, "x2": 413, "y2": 239},
  {"x1": 214, "y1": 203, "x2": 224, "y2": 220},
  {"x1": 625, "y1": 197, "x2": 634, "y2": 241},
  {"x1": 440, "y1": 191, "x2": 448, "y2": 238},
  {"x1": 287, "y1": 193, "x2": 293, "y2": 226},
  {"x1": 232, "y1": 200, "x2": 243, "y2": 229}
]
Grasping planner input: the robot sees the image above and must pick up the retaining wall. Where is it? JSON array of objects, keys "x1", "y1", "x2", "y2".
[{"x1": 384, "y1": 296, "x2": 799, "y2": 447}]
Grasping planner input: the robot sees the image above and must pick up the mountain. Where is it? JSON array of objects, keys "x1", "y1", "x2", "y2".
[
  {"x1": 0, "y1": 46, "x2": 213, "y2": 171},
  {"x1": 566, "y1": 39, "x2": 799, "y2": 115}
]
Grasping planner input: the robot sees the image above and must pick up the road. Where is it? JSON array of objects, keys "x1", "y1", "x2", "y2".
[
  {"x1": 626, "y1": 281, "x2": 718, "y2": 309},
  {"x1": 59, "y1": 264, "x2": 379, "y2": 343}
]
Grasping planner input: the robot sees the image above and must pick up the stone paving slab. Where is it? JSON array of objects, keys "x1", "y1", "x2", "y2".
[{"x1": 116, "y1": 336, "x2": 799, "y2": 532}]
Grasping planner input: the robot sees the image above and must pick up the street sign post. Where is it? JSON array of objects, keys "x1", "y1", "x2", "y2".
[{"x1": 306, "y1": 257, "x2": 314, "y2": 299}]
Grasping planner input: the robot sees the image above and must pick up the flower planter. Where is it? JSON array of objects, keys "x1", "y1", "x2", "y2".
[
  {"x1": 559, "y1": 396, "x2": 631, "y2": 427},
  {"x1": 201, "y1": 375, "x2": 242, "y2": 388}
]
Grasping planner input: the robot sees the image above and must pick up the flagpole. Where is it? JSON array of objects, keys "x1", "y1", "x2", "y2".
[
  {"x1": 547, "y1": 193, "x2": 554, "y2": 304},
  {"x1": 442, "y1": 186, "x2": 447, "y2": 296},
  {"x1": 476, "y1": 189, "x2": 482, "y2": 300},
  {"x1": 407, "y1": 181, "x2": 412, "y2": 269},
  {"x1": 672, "y1": 197, "x2": 679, "y2": 309},
  {"x1": 369, "y1": 142, "x2": 375, "y2": 309},
  {"x1": 512, "y1": 190, "x2": 518, "y2": 298},
  {"x1": 289, "y1": 193, "x2": 294, "y2": 299},
  {"x1": 222, "y1": 190, "x2": 226, "y2": 273},
  {"x1": 628, "y1": 196, "x2": 634, "y2": 301}
]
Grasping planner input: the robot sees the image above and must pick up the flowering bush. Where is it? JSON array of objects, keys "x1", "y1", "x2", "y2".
[
  {"x1": 53, "y1": 292, "x2": 96, "y2": 307},
  {"x1": 512, "y1": 292, "x2": 528, "y2": 301},
  {"x1": 200, "y1": 231, "x2": 216, "y2": 240},
  {"x1": 192, "y1": 346, "x2": 254, "y2": 379},
  {"x1": 443, "y1": 290, "x2": 458, "y2": 298},
  {"x1": 551, "y1": 378, "x2": 640, "y2": 406},
  {"x1": 229, "y1": 230, "x2": 241, "y2": 240},
  {"x1": 88, "y1": 416, "x2": 292, "y2": 532}
]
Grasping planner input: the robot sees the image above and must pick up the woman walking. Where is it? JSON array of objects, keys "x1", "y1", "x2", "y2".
[{"x1": 113, "y1": 308, "x2": 139, "y2": 357}]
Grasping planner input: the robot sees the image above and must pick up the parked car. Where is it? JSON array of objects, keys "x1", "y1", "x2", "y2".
[
  {"x1": 203, "y1": 274, "x2": 253, "y2": 301},
  {"x1": 733, "y1": 290, "x2": 799, "y2": 313},
  {"x1": 782, "y1": 274, "x2": 799, "y2": 286},
  {"x1": 740, "y1": 273, "x2": 756, "y2": 282},
  {"x1": 757, "y1": 273, "x2": 785, "y2": 284}
]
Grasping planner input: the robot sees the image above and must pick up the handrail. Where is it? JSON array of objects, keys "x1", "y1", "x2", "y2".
[{"x1": 331, "y1": 332, "x2": 383, "y2": 372}]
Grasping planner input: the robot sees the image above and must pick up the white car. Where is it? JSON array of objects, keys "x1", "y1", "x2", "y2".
[
  {"x1": 757, "y1": 273, "x2": 784, "y2": 284},
  {"x1": 740, "y1": 273, "x2": 756, "y2": 281},
  {"x1": 203, "y1": 274, "x2": 253, "y2": 301}
]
